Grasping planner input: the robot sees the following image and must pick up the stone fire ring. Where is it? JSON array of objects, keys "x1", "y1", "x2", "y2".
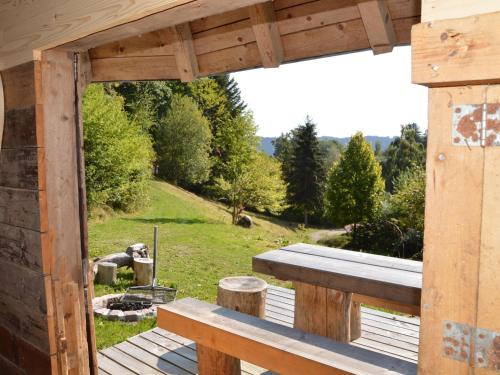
[{"x1": 92, "y1": 293, "x2": 157, "y2": 322}]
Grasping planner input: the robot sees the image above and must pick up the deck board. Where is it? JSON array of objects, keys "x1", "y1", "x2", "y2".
[{"x1": 98, "y1": 285, "x2": 420, "y2": 374}]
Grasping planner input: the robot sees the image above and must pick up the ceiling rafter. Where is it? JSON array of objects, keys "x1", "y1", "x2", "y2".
[
  {"x1": 248, "y1": 2, "x2": 284, "y2": 68},
  {"x1": 357, "y1": 0, "x2": 396, "y2": 55}
]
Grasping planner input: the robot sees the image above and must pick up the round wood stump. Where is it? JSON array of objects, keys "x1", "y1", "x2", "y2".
[
  {"x1": 133, "y1": 258, "x2": 153, "y2": 286},
  {"x1": 96, "y1": 262, "x2": 117, "y2": 285},
  {"x1": 217, "y1": 276, "x2": 268, "y2": 318}
]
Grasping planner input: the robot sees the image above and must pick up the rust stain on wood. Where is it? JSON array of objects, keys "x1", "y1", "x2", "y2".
[{"x1": 452, "y1": 104, "x2": 500, "y2": 147}]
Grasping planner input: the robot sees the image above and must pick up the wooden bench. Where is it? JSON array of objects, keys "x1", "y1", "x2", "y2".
[
  {"x1": 252, "y1": 243, "x2": 422, "y2": 342},
  {"x1": 158, "y1": 298, "x2": 417, "y2": 375}
]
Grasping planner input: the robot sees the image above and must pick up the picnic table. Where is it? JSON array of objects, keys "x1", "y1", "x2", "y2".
[{"x1": 252, "y1": 243, "x2": 422, "y2": 342}]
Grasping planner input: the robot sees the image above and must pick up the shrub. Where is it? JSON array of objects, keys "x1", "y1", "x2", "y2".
[{"x1": 83, "y1": 84, "x2": 154, "y2": 212}]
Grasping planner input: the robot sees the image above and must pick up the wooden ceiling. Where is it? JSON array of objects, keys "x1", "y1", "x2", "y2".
[{"x1": 89, "y1": 0, "x2": 421, "y2": 82}]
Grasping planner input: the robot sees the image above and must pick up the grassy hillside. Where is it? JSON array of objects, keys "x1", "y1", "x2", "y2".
[{"x1": 89, "y1": 180, "x2": 311, "y2": 348}]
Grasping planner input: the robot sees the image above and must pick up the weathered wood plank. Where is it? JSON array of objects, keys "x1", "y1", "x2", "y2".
[
  {"x1": 159, "y1": 298, "x2": 417, "y2": 375},
  {"x1": 0, "y1": 223, "x2": 44, "y2": 272},
  {"x1": 0, "y1": 148, "x2": 41, "y2": 190},
  {"x1": 0, "y1": 187, "x2": 44, "y2": 231},
  {"x1": 2, "y1": 107, "x2": 37, "y2": 149},
  {"x1": 0, "y1": 62, "x2": 36, "y2": 111},
  {"x1": 281, "y1": 243, "x2": 422, "y2": 273},
  {"x1": 97, "y1": 352, "x2": 135, "y2": 375},
  {"x1": 412, "y1": 12, "x2": 500, "y2": 87},
  {"x1": 253, "y1": 249, "x2": 421, "y2": 306}
]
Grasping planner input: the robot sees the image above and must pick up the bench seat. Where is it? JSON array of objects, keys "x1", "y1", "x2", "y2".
[{"x1": 158, "y1": 298, "x2": 417, "y2": 375}]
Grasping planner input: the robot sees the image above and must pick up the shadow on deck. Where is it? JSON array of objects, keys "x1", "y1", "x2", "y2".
[{"x1": 98, "y1": 285, "x2": 420, "y2": 374}]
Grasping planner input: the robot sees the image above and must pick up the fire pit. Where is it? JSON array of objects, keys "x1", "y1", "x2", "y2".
[{"x1": 93, "y1": 294, "x2": 157, "y2": 322}]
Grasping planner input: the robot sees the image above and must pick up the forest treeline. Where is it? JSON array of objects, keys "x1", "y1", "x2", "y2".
[{"x1": 83, "y1": 76, "x2": 426, "y2": 259}]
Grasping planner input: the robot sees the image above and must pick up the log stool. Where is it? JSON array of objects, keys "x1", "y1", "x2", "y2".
[
  {"x1": 133, "y1": 258, "x2": 153, "y2": 286},
  {"x1": 96, "y1": 262, "x2": 117, "y2": 285},
  {"x1": 197, "y1": 276, "x2": 268, "y2": 375}
]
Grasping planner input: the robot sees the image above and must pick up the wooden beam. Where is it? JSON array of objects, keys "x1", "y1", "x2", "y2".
[
  {"x1": 421, "y1": 0, "x2": 500, "y2": 22},
  {"x1": 0, "y1": 0, "x2": 270, "y2": 70},
  {"x1": 172, "y1": 23, "x2": 199, "y2": 82},
  {"x1": 91, "y1": 56, "x2": 179, "y2": 82},
  {"x1": 412, "y1": 12, "x2": 500, "y2": 87},
  {"x1": 357, "y1": 0, "x2": 396, "y2": 55},
  {"x1": 249, "y1": 2, "x2": 284, "y2": 68}
]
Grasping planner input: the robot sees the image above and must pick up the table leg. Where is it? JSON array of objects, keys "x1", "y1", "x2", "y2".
[{"x1": 293, "y1": 281, "x2": 361, "y2": 342}]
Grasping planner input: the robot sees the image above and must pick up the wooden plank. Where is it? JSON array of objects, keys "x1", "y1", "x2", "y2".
[
  {"x1": 357, "y1": 0, "x2": 396, "y2": 54},
  {"x1": 0, "y1": 62, "x2": 36, "y2": 111},
  {"x1": 0, "y1": 0, "x2": 275, "y2": 70},
  {"x1": 37, "y1": 50, "x2": 89, "y2": 375},
  {"x1": 128, "y1": 335, "x2": 198, "y2": 374},
  {"x1": 89, "y1": 29, "x2": 175, "y2": 59},
  {"x1": 475, "y1": 86, "x2": 500, "y2": 374},
  {"x1": 115, "y1": 341, "x2": 191, "y2": 375},
  {"x1": 0, "y1": 148, "x2": 41, "y2": 190},
  {"x1": 0, "y1": 222, "x2": 44, "y2": 272},
  {"x1": 419, "y1": 86, "x2": 485, "y2": 374},
  {"x1": 171, "y1": 23, "x2": 199, "y2": 82},
  {"x1": 421, "y1": 0, "x2": 500, "y2": 22},
  {"x1": 101, "y1": 346, "x2": 163, "y2": 374},
  {"x1": 249, "y1": 2, "x2": 284, "y2": 68},
  {"x1": 281, "y1": 243, "x2": 423, "y2": 273},
  {"x1": 91, "y1": 56, "x2": 178, "y2": 82},
  {"x1": 59, "y1": 0, "x2": 270, "y2": 53},
  {"x1": 253, "y1": 250, "x2": 421, "y2": 306},
  {"x1": 0, "y1": 187, "x2": 44, "y2": 231},
  {"x1": 159, "y1": 298, "x2": 417, "y2": 375},
  {"x1": 98, "y1": 352, "x2": 135, "y2": 375},
  {"x1": 0, "y1": 73, "x2": 3, "y2": 151},
  {"x1": 412, "y1": 12, "x2": 500, "y2": 87},
  {"x1": 2, "y1": 107, "x2": 37, "y2": 148}
]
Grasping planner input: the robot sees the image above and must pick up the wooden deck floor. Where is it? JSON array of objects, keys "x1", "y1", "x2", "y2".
[{"x1": 98, "y1": 285, "x2": 420, "y2": 374}]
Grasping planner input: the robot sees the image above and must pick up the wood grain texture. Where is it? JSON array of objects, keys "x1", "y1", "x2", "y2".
[
  {"x1": 36, "y1": 50, "x2": 90, "y2": 374},
  {"x1": 412, "y1": 12, "x2": 500, "y2": 87},
  {"x1": 357, "y1": 0, "x2": 396, "y2": 54},
  {"x1": 475, "y1": 85, "x2": 500, "y2": 375},
  {"x1": 158, "y1": 298, "x2": 417, "y2": 375},
  {"x1": 91, "y1": 56, "x2": 178, "y2": 82},
  {"x1": 2, "y1": 107, "x2": 37, "y2": 148},
  {"x1": 253, "y1": 246, "x2": 422, "y2": 306},
  {"x1": 197, "y1": 344, "x2": 241, "y2": 375},
  {"x1": 0, "y1": 146, "x2": 40, "y2": 190},
  {"x1": 171, "y1": 23, "x2": 199, "y2": 82},
  {"x1": 249, "y1": 2, "x2": 284, "y2": 68},
  {"x1": 217, "y1": 277, "x2": 267, "y2": 318},
  {"x1": 421, "y1": 0, "x2": 500, "y2": 22},
  {"x1": 0, "y1": 187, "x2": 44, "y2": 231},
  {"x1": 0, "y1": 223, "x2": 44, "y2": 272},
  {"x1": 419, "y1": 86, "x2": 485, "y2": 375},
  {"x1": 0, "y1": 73, "x2": 3, "y2": 151}
]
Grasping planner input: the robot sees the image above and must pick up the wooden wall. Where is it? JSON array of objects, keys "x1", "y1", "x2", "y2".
[{"x1": 0, "y1": 62, "x2": 51, "y2": 374}]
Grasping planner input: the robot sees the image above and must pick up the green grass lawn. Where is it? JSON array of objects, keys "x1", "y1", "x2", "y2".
[{"x1": 89, "y1": 180, "x2": 312, "y2": 349}]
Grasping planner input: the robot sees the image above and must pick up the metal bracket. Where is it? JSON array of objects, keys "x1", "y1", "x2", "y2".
[
  {"x1": 452, "y1": 103, "x2": 500, "y2": 147},
  {"x1": 443, "y1": 321, "x2": 500, "y2": 371}
]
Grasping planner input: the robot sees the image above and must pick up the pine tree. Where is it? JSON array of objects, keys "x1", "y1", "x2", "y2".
[
  {"x1": 287, "y1": 117, "x2": 326, "y2": 226},
  {"x1": 213, "y1": 74, "x2": 247, "y2": 117},
  {"x1": 325, "y1": 132, "x2": 384, "y2": 229}
]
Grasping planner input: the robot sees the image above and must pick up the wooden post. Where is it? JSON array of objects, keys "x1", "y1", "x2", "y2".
[
  {"x1": 133, "y1": 258, "x2": 153, "y2": 286},
  {"x1": 412, "y1": 11, "x2": 500, "y2": 374},
  {"x1": 293, "y1": 282, "x2": 361, "y2": 342},
  {"x1": 216, "y1": 276, "x2": 267, "y2": 318},
  {"x1": 197, "y1": 277, "x2": 267, "y2": 375}
]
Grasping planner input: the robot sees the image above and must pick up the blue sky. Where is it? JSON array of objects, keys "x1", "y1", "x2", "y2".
[{"x1": 232, "y1": 46, "x2": 427, "y2": 138}]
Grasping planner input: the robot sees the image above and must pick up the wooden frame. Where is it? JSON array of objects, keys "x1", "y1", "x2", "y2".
[{"x1": 0, "y1": 0, "x2": 499, "y2": 374}]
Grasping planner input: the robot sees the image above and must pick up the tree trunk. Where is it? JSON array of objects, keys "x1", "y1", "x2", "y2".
[
  {"x1": 304, "y1": 210, "x2": 308, "y2": 227},
  {"x1": 217, "y1": 276, "x2": 267, "y2": 318},
  {"x1": 95, "y1": 262, "x2": 117, "y2": 285}
]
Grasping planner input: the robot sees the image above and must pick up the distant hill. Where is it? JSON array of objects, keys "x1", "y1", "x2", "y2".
[{"x1": 259, "y1": 136, "x2": 395, "y2": 156}]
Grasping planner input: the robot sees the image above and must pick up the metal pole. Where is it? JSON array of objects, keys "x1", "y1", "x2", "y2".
[{"x1": 153, "y1": 226, "x2": 158, "y2": 287}]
